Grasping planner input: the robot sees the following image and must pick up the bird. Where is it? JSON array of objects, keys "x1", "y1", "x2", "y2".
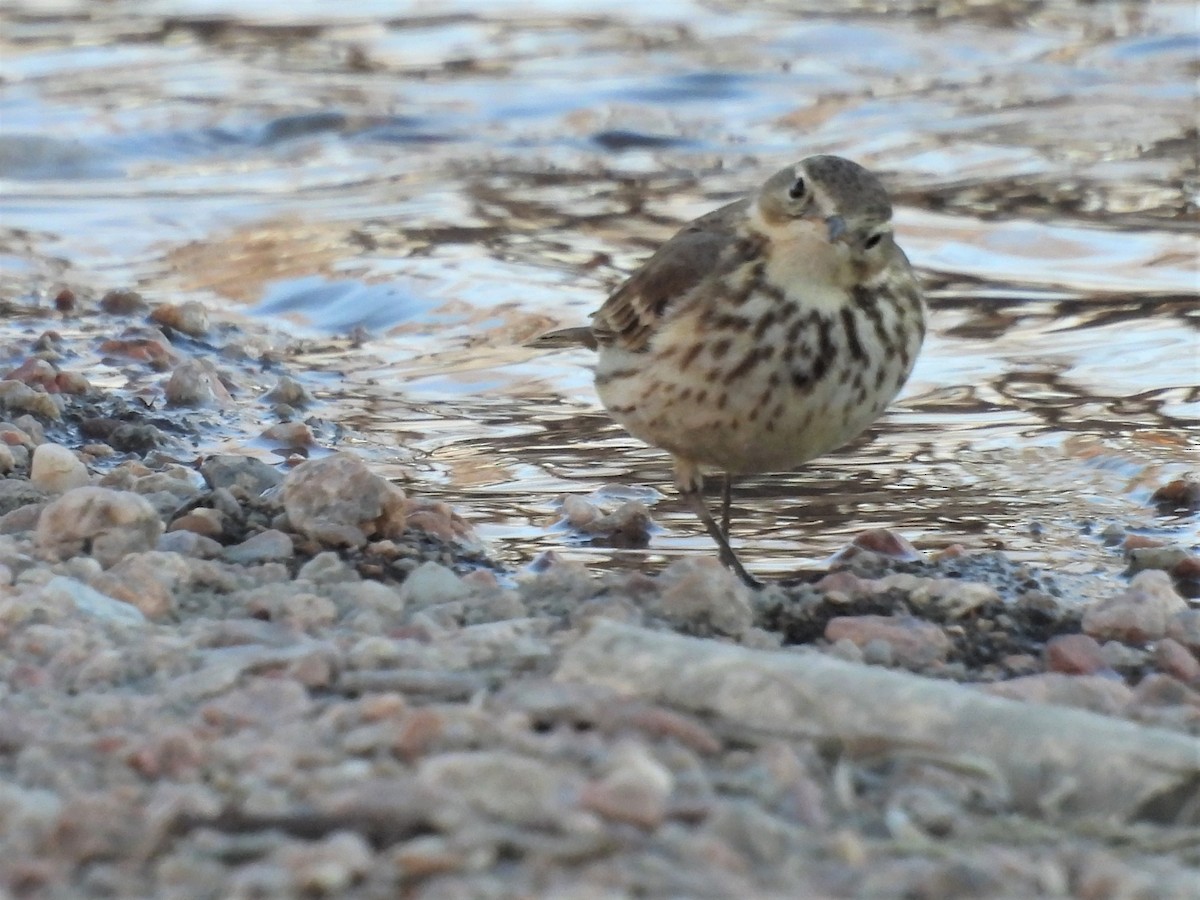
[{"x1": 538, "y1": 155, "x2": 926, "y2": 587}]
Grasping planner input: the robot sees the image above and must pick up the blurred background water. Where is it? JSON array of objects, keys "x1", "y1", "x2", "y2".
[{"x1": 0, "y1": 0, "x2": 1196, "y2": 579}]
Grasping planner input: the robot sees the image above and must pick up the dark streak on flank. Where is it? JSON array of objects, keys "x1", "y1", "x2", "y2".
[
  {"x1": 724, "y1": 346, "x2": 771, "y2": 384},
  {"x1": 852, "y1": 285, "x2": 893, "y2": 353},
  {"x1": 840, "y1": 307, "x2": 867, "y2": 362},
  {"x1": 595, "y1": 366, "x2": 638, "y2": 386},
  {"x1": 679, "y1": 342, "x2": 704, "y2": 371},
  {"x1": 753, "y1": 309, "x2": 778, "y2": 340},
  {"x1": 812, "y1": 315, "x2": 835, "y2": 381}
]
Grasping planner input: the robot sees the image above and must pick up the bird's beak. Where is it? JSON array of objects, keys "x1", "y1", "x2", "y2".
[{"x1": 824, "y1": 215, "x2": 847, "y2": 243}]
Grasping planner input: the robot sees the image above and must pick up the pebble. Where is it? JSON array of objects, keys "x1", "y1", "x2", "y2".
[
  {"x1": 36, "y1": 486, "x2": 164, "y2": 567},
  {"x1": 560, "y1": 495, "x2": 653, "y2": 545},
  {"x1": 0, "y1": 478, "x2": 50, "y2": 518},
  {"x1": 1044, "y1": 633, "x2": 1107, "y2": 675},
  {"x1": 0, "y1": 500, "x2": 45, "y2": 534},
  {"x1": 1002, "y1": 654, "x2": 1040, "y2": 676},
  {"x1": 816, "y1": 570, "x2": 876, "y2": 600},
  {"x1": 261, "y1": 421, "x2": 315, "y2": 448},
  {"x1": 398, "y1": 561, "x2": 469, "y2": 608},
  {"x1": 876, "y1": 572, "x2": 998, "y2": 618},
  {"x1": 243, "y1": 588, "x2": 337, "y2": 629},
  {"x1": 90, "y1": 551, "x2": 191, "y2": 620},
  {"x1": 264, "y1": 375, "x2": 313, "y2": 407},
  {"x1": 0, "y1": 422, "x2": 35, "y2": 447},
  {"x1": 98, "y1": 327, "x2": 179, "y2": 369},
  {"x1": 99, "y1": 288, "x2": 149, "y2": 314},
  {"x1": 1173, "y1": 554, "x2": 1200, "y2": 586},
  {"x1": 390, "y1": 835, "x2": 469, "y2": 878},
  {"x1": 1129, "y1": 674, "x2": 1200, "y2": 711},
  {"x1": 828, "y1": 637, "x2": 865, "y2": 664},
  {"x1": 201, "y1": 454, "x2": 283, "y2": 496},
  {"x1": 1126, "y1": 545, "x2": 1192, "y2": 576},
  {"x1": 1123, "y1": 534, "x2": 1164, "y2": 552},
  {"x1": 580, "y1": 742, "x2": 673, "y2": 829},
  {"x1": 1014, "y1": 589, "x2": 1068, "y2": 624},
  {"x1": 653, "y1": 557, "x2": 753, "y2": 637},
  {"x1": 12, "y1": 415, "x2": 43, "y2": 444},
  {"x1": 282, "y1": 452, "x2": 407, "y2": 542},
  {"x1": 5, "y1": 358, "x2": 61, "y2": 391},
  {"x1": 200, "y1": 677, "x2": 313, "y2": 728},
  {"x1": 1150, "y1": 478, "x2": 1200, "y2": 514},
  {"x1": 1099, "y1": 523, "x2": 1126, "y2": 545},
  {"x1": 156, "y1": 529, "x2": 223, "y2": 558},
  {"x1": 824, "y1": 615, "x2": 952, "y2": 669},
  {"x1": 150, "y1": 300, "x2": 210, "y2": 337},
  {"x1": 29, "y1": 443, "x2": 90, "y2": 493},
  {"x1": 269, "y1": 831, "x2": 372, "y2": 895},
  {"x1": 983, "y1": 673, "x2": 1134, "y2": 717},
  {"x1": 0, "y1": 380, "x2": 62, "y2": 419},
  {"x1": 297, "y1": 551, "x2": 358, "y2": 584},
  {"x1": 38, "y1": 575, "x2": 146, "y2": 624},
  {"x1": 168, "y1": 508, "x2": 225, "y2": 539},
  {"x1": 393, "y1": 708, "x2": 445, "y2": 761},
  {"x1": 221, "y1": 529, "x2": 294, "y2": 565},
  {"x1": 403, "y1": 497, "x2": 481, "y2": 547},
  {"x1": 1081, "y1": 570, "x2": 1188, "y2": 643},
  {"x1": 1099, "y1": 640, "x2": 1148, "y2": 672},
  {"x1": 417, "y1": 751, "x2": 579, "y2": 828},
  {"x1": 840, "y1": 528, "x2": 922, "y2": 562},
  {"x1": 861, "y1": 638, "x2": 895, "y2": 667},
  {"x1": 1154, "y1": 638, "x2": 1200, "y2": 684},
  {"x1": 164, "y1": 358, "x2": 233, "y2": 408},
  {"x1": 1165, "y1": 609, "x2": 1200, "y2": 654},
  {"x1": 98, "y1": 421, "x2": 162, "y2": 452},
  {"x1": 569, "y1": 592, "x2": 643, "y2": 628}
]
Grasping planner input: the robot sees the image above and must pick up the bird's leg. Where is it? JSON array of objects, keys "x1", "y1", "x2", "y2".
[
  {"x1": 720, "y1": 474, "x2": 733, "y2": 541},
  {"x1": 675, "y1": 461, "x2": 759, "y2": 588}
]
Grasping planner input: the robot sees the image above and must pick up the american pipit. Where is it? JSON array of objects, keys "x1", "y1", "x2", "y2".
[{"x1": 541, "y1": 155, "x2": 926, "y2": 586}]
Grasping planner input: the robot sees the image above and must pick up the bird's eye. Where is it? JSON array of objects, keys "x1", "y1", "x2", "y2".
[
  {"x1": 864, "y1": 232, "x2": 883, "y2": 250},
  {"x1": 788, "y1": 177, "x2": 806, "y2": 200}
]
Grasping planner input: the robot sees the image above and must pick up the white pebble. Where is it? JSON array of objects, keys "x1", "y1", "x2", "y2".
[{"x1": 30, "y1": 443, "x2": 90, "y2": 493}]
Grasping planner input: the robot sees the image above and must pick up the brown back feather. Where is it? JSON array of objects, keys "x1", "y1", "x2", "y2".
[{"x1": 592, "y1": 199, "x2": 748, "y2": 352}]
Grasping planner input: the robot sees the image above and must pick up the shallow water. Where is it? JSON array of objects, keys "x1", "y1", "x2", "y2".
[{"x1": 1, "y1": 0, "x2": 1196, "y2": 581}]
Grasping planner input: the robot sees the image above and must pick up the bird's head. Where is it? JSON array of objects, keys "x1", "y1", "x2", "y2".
[{"x1": 756, "y1": 155, "x2": 902, "y2": 281}]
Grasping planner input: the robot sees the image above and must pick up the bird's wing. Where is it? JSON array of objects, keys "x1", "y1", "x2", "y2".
[
  {"x1": 591, "y1": 199, "x2": 750, "y2": 353},
  {"x1": 526, "y1": 325, "x2": 597, "y2": 351}
]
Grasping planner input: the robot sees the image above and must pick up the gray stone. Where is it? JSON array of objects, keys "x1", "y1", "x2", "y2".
[
  {"x1": 653, "y1": 557, "x2": 753, "y2": 636},
  {"x1": 164, "y1": 358, "x2": 232, "y2": 408},
  {"x1": 222, "y1": 529, "x2": 294, "y2": 564},
  {"x1": 1082, "y1": 570, "x2": 1188, "y2": 643},
  {"x1": 36, "y1": 486, "x2": 163, "y2": 567},
  {"x1": 282, "y1": 452, "x2": 406, "y2": 541},
  {"x1": 417, "y1": 751, "x2": 579, "y2": 828},
  {"x1": 201, "y1": 455, "x2": 284, "y2": 496},
  {"x1": 0, "y1": 479, "x2": 50, "y2": 517},
  {"x1": 399, "y1": 561, "x2": 471, "y2": 608},
  {"x1": 39, "y1": 575, "x2": 146, "y2": 624}
]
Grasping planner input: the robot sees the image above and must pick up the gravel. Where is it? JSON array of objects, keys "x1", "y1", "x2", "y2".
[{"x1": 0, "y1": 290, "x2": 1196, "y2": 898}]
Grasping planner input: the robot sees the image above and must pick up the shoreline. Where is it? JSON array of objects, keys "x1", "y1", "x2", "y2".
[{"x1": 1, "y1": 285, "x2": 1198, "y2": 897}]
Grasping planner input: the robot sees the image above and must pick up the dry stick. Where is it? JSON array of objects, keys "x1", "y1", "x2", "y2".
[{"x1": 555, "y1": 621, "x2": 1200, "y2": 826}]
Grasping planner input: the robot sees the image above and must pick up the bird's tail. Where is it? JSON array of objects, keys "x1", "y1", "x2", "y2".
[{"x1": 526, "y1": 326, "x2": 597, "y2": 351}]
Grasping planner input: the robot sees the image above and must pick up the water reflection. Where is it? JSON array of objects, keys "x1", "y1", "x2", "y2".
[{"x1": 0, "y1": 0, "x2": 1195, "y2": 582}]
